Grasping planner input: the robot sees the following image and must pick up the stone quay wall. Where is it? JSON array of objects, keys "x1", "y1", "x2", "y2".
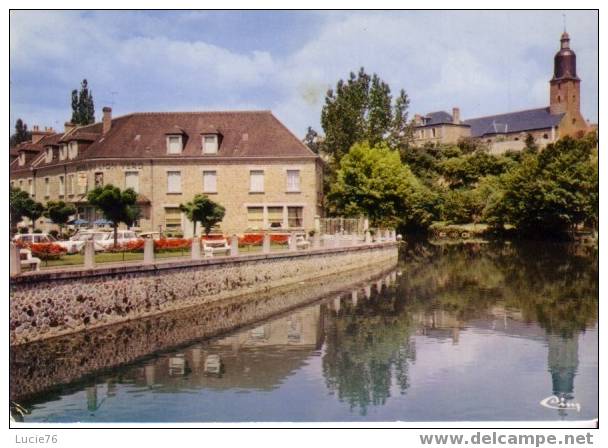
[
  {"x1": 10, "y1": 242, "x2": 398, "y2": 345},
  {"x1": 11, "y1": 262, "x2": 397, "y2": 401}
]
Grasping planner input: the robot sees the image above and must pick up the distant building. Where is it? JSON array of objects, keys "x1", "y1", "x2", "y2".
[
  {"x1": 413, "y1": 32, "x2": 591, "y2": 152},
  {"x1": 10, "y1": 109, "x2": 323, "y2": 236}
]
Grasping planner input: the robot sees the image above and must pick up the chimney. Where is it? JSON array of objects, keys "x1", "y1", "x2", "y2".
[
  {"x1": 64, "y1": 122, "x2": 76, "y2": 133},
  {"x1": 414, "y1": 114, "x2": 423, "y2": 126},
  {"x1": 452, "y1": 107, "x2": 461, "y2": 125},
  {"x1": 31, "y1": 125, "x2": 53, "y2": 144},
  {"x1": 103, "y1": 107, "x2": 112, "y2": 134}
]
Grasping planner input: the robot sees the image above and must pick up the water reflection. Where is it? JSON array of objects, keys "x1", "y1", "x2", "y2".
[{"x1": 11, "y1": 241, "x2": 597, "y2": 422}]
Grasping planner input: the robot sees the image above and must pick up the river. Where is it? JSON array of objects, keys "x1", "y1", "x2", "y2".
[{"x1": 10, "y1": 240, "x2": 598, "y2": 423}]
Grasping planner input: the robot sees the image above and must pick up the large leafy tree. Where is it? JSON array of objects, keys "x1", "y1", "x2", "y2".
[
  {"x1": 44, "y1": 200, "x2": 77, "y2": 235},
  {"x1": 24, "y1": 201, "x2": 45, "y2": 231},
  {"x1": 9, "y1": 119, "x2": 32, "y2": 148},
  {"x1": 487, "y1": 136, "x2": 597, "y2": 236},
  {"x1": 328, "y1": 141, "x2": 426, "y2": 228},
  {"x1": 180, "y1": 194, "x2": 226, "y2": 236},
  {"x1": 87, "y1": 185, "x2": 137, "y2": 246},
  {"x1": 318, "y1": 68, "x2": 413, "y2": 171},
  {"x1": 71, "y1": 79, "x2": 95, "y2": 125}
]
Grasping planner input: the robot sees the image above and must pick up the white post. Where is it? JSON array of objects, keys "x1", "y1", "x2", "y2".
[
  {"x1": 312, "y1": 231, "x2": 320, "y2": 249},
  {"x1": 230, "y1": 234, "x2": 239, "y2": 257},
  {"x1": 262, "y1": 231, "x2": 271, "y2": 254},
  {"x1": 84, "y1": 240, "x2": 95, "y2": 269},
  {"x1": 364, "y1": 230, "x2": 371, "y2": 244},
  {"x1": 191, "y1": 238, "x2": 201, "y2": 260},
  {"x1": 289, "y1": 231, "x2": 298, "y2": 251},
  {"x1": 10, "y1": 243, "x2": 21, "y2": 276},
  {"x1": 363, "y1": 218, "x2": 369, "y2": 231},
  {"x1": 351, "y1": 290, "x2": 358, "y2": 307},
  {"x1": 314, "y1": 215, "x2": 321, "y2": 234},
  {"x1": 143, "y1": 239, "x2": 155, "y2": 264}
]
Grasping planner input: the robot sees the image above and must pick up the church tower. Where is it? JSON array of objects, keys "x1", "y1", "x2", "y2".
[{"x1": 549, "y1": 32, "x2": 586, "y2": 135}]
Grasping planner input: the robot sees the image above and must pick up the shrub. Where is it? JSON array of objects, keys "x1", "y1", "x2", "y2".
[{"x1": 154, "y1": 238, "x2": 191, "y2": 251}]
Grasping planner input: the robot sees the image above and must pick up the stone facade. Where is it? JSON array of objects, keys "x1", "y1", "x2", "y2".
[
  {"x1": 10, "y1": 242, "x2": 398, "y2": 345},
  {"x1": 10, "y1": 111, "x2": 323, "y2": 236}
]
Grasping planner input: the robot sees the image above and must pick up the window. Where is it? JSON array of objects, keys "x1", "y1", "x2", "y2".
[
  {"x1": 68, "y1": 141, "x2": 78, "y2": 159},
  {"x1": 28, "y1": 179, "x2": 34, "y2": 196},
  {"x1": 78, "y1": 172, "x2": 88, "y2": 194},
  {"x1": 67, "y1": 174, "x2": 75, "y2": 195},
  {"x1": 125, "y1": 171, "x2": 140, "y2": 193},
  {"x1": 45, "y1": 148, "x2": 53, "y2": 163},
  {"x1": 203, "y1": 135, "x2": 218, "y2": 154},
  {"x1": 44, "y1": 178, "x2": 50, "y2": 197},
  {"x1": 59, "y1": 145, "x2": 67, "y2": 160},
  {"x1": 167, "y1": 171, "x2": 182, "y2": 193},
  {"x1": 11, "y1": 181, "x2": 15, "y2": 189},
  {"x1": 166, "y1": 136, "x2": 182, "y2": 154},
  {"x1": 94, "y1": 172, "x2": 104, "y2": 188},
  {"x1": 203, "y1": 170, "x2": 217, "y2": 193},
  {"x1": 557, "y1": 95, "x2": 561, "y2": 103},
  {"x1": 18, "y1": 153, "x2": 25, "y2": 166},
  {"x1": 543, "y1": 133, "x2": 549, "y2": 139},
  {"x1": 247, "y1": 207, "x2": 264, "y2": 229},
  {"x1": 250, "y1": 170, "x2": 264, "y2": 193},
  {"x1": 59, "y1": 175, "x2": 65, "y2": 196},
  {"x1": 268, "y1": 207, "x2": 284, "y2": 228},
  {"x1": 431, "y1": 128, "x2": 436, "y2": 138},
  {"x1": 19, "y1": 180, "x2": 23, "y2": 189},
  {"x1": 164, "y1": 207, "x2": 182, "y2": 231},
  {"x1": 288, "y1": 207, "x2": 303, "y2": 228},
  {"x1": 286, "y1": 170, "x2": 300, "y2": 192}
]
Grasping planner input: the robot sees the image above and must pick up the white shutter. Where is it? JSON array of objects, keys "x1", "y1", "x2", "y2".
[
  {"x1": 167, "y1": 136, "x2": 182, "y2": 154},
  {"x1": 287, "y1": 170, "x2": 300, "y2": 192},
  {"x1": 125, "y1": 172, "x2": 139, "y2": 193},
  {"x1": 250, "y1": 170, "x2": 264, "y2": 192},
  {"x1": 203, "y1": 135, "x2": 218, "y2": 154},
  {"x1": 203, "y1": 171, "x2": 217, "y2": 193},
  {"x1": 167, "y1": 171, "x2": 181, "y2": 193}
]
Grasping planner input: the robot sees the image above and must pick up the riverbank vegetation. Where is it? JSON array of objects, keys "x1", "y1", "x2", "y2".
[{"x1": 307, "y1": 68, "x2": 598, "y2": 239}]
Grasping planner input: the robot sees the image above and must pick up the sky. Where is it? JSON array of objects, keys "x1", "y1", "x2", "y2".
[{"x1": 9, "y1": 10, "x2": 598, "y2": 138}]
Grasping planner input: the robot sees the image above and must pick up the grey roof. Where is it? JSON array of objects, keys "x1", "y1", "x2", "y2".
[
  {"x1": 425, "y1": 111, "x2": 453, "y2": 125},
  {"x1": 464, "y1": 107, "x2": 563, "y2": 138}
]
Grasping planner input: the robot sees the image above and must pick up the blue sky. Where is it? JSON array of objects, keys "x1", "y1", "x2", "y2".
[{"x1": 10, "y1": 10, "x2": 598, "y2": 138}]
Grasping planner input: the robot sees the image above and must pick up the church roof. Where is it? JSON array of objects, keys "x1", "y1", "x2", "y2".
[
  {"x1": 464, "y1": 107, "x2": 563, "y2": 137},
  {"x1": 424, "y1": 111, "x2": 454, "y2": 125}
]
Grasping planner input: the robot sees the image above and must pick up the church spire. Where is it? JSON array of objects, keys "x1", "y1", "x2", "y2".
[{"x1": 552, "y1": 30, "x2": 578, "y2": 80}]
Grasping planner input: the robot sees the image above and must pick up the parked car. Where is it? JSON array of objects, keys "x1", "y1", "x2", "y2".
[
  {"x1": 95, "y1": 230, "x2": 140, "y2": 250},
  {"x1": 13, "y1": 233, "x2": 56, "y2": 245},
  {"x1": 55, "y1": 230, "x2": 111, "y2": 254},
  {"x1": 138, "y1": 231, "x2": 163, "y2": 240}
]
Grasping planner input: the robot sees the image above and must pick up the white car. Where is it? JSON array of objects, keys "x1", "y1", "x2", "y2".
[
  {"x1": 13, "y1": 233, "x2": 56, "y2": 244},
  {"x1": 95, "y1": 230, "x2": 141, "y2": 250},
  {"x1": 55, "y1": 231, "x2": 111, "y2": 254}
]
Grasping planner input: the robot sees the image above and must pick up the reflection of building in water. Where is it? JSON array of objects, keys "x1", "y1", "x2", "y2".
[
  {"x1": 547, "y1": 333, "x2": 579, "y2": 413},
  {"x1": 133, "y1": 305, "x2": 323, "y2": 392},
  {"x1": 414, "y1": 309, "x2": 464, "y2": 344}
]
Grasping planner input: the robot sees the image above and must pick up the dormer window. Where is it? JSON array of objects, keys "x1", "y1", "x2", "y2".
[
  {"x1": 202, "y1": 134, "x2": 218, "y2": 154},
  {"x1": 59, "y1": 144, "x2": 68, "y2": 161},
  {"x1": 45, "y1": 147, "x2": 53, "y2": 163},
  {"x1": 18, "y1": 152, "x2": 25, "y2": 166},
  {"x1": 68, "y1": 141, "x2": 78, "y2": 159},
  {"x1": 166, "y1": 135, "x2": 183, "y2": 154}
]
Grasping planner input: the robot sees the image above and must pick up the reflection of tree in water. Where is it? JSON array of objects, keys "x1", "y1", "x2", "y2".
[
  {"x1": 322, "y1": 287, "x2": 416, "y2": 415},
  {"x1": 321, "y1": 240, "x2": 597, "y2": 415}
]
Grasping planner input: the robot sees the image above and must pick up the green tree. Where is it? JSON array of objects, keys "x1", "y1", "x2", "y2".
[
  {"x1": 319, "y1": 68, "x2": 412, "y2": 182},
  {"x1": 488, "y1": 137, "x2": 597, "y2": 236},
  {"x1": 328, "y1": 141, "x2": 422, "y2": 227},
  {"x1": 9, "y1": 119, "x2": 32, "y2": 148},
  {"x1": 24, "y1": 201, "x2": 45, "y2": 231},
  {"x1": 71, "y1": 79, "x2": 95, "y2": 125},
  {"x1": 10, "y1": 187, "x2": 35, "y2": 234},
  {"x1": 44, "y1": 200, "x2": 77, "y2": 236},
  {"x1": 524, "y1": 133, "x2": 538, "y2": 154},
  {"x1": 303, "y1": 126, "x2": 321, "y2": 154},
  {"x1": 179, "y1": 194, "x2": 226, "y2": 236},
  {"x1": 87, "y1": 185, "x2": 137, "y2": 247}
]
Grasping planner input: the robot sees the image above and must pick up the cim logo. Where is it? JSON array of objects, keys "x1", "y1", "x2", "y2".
[{"x1": 540, "y1": 395, "x2": 581, "y2": 412}]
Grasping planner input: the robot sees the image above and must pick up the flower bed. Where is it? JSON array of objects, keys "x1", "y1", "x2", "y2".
[
  {"x1": 238, "y1": 233, "x2": 289, "y2": 246},
  {"x1": 105, "y1": 240, "x2": 146, "y2": 253},
  {"x1": 154, "y1": 238, "x2": 192, "y2": 251},
  {"x1": 29, "y1": 243, "x2": 67, "y2": 260}
]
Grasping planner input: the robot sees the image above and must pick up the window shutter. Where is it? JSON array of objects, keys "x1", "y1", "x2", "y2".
[
  {"x1": 203, "y1": 171, "x2": 217, "y2": 193},
  {"x1": 125, "y1": 172, "x2": 139, "y2": 193},
  {"x1": 287, "y1": 170, "x2": 300, "y2": 192},
  {"x1": 167, "y1": 171, "x2": 181, "y2": 193},
  {"x1": 250, "y1": 170, "x2": 264, "y2": 192}
]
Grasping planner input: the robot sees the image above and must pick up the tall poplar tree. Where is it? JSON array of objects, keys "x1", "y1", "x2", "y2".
[{"x1": 70, "y1": 79, "x2": 96, "y2": 125}]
